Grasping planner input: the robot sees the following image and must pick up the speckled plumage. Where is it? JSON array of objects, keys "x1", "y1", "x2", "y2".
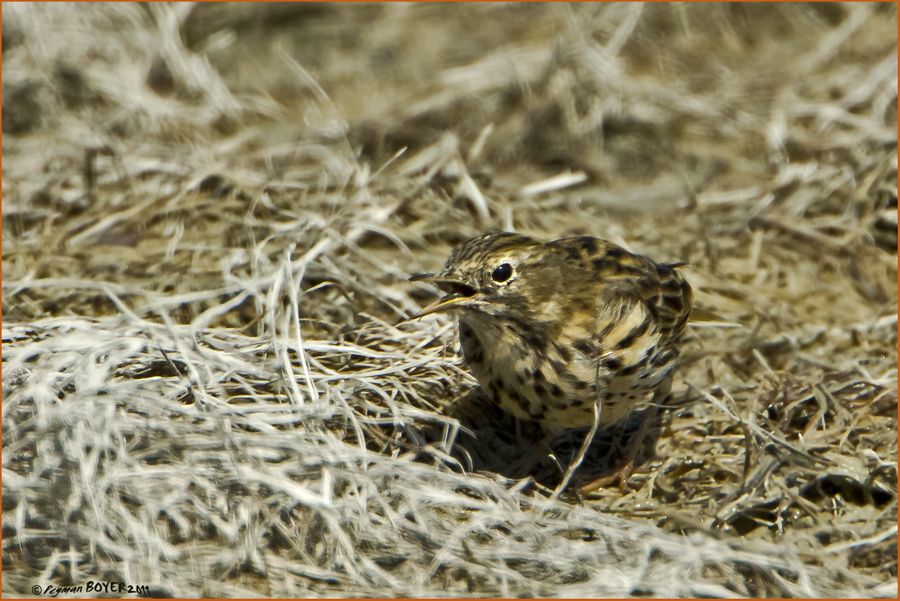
[{"x1": 412, "y1": 231, "x2": 693, "y2": 434}]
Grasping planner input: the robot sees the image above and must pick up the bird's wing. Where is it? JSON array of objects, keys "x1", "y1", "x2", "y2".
[
  {"x1": 646, "y1": 262, "x2": 694, "y2": 343},
  {"x1": 549, "y1": 236, "x2": 694, "y2": 344},
  {"x1": 548, "y1": 236, "x2": 693, "y2": 382}
]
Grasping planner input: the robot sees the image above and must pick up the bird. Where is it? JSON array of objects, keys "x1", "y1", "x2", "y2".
[{"x1": 409, "y1": 231, "x2": 694, "y2": 491}]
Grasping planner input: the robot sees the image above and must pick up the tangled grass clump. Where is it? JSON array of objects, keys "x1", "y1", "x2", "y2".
[{"x1": 2, "y1": 3, "x2": 897, "y2": 597}]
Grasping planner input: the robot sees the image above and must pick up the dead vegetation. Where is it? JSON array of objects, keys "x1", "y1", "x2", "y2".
[{"x1": 2, "y1": 3, "x2": 897, "y2": 597}]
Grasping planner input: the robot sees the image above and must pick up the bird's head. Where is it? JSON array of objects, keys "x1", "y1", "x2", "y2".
[{"x1": 409, "y1": 232, "x2": 557, "y2": 320}]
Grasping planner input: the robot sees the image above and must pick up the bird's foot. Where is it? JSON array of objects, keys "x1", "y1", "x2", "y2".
[{"x1": 577, "y1": 458, "x2": 638, "y2": 494}]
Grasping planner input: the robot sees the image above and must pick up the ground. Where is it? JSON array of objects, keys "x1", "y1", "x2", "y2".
[{"x1": 2, "y1": 3, "x2": 897, "y2": 598}]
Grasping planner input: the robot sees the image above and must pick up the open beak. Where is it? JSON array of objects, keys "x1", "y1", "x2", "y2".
[{"x1": 408, "y1": 272, "x2": 479, "y2": 318}]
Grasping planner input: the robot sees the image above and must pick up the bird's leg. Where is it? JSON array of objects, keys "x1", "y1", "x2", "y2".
[
  {"x1": 579, "y1": 382, "x2": 670, "y2": 493},
  {"x1": 550, "y1": 402, "x2": 602, "y2": 501},
  {"x1": 577, "y1": 405, "x2": 655, "y2": 492}
]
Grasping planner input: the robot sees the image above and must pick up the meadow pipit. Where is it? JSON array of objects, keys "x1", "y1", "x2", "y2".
[{"x1": 411, "y1": 232, "x2": 693, "y2": 490}]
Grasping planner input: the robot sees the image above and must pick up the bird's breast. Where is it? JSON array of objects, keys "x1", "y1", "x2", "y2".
[{"x1": 457, "y1": 311, "x2": 670, "y2": 431}]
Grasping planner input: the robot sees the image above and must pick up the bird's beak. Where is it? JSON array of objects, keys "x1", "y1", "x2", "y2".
[{"x1": 408, "y1": 272, "x2": 479, "y2": 318}]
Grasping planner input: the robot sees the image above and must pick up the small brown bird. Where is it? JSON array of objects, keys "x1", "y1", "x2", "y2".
[{"x1": 410, "y1": 231, "x2": 693, "y2": 490}]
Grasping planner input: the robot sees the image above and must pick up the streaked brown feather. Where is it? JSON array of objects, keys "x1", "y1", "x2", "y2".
[{"x1": 415, "y1": 232, "x2": 694, "y2": 431}]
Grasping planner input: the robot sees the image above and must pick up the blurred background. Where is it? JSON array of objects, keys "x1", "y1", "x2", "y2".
[
  {"x1": 2, "y1": 3, "x2": 897, "y2": 598},
  {"x1": 5, "y1": 3, "x2": 897, "y2": 203}
]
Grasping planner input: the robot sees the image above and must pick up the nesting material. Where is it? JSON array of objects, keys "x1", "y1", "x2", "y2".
[{"x1": 2, "y1": 3, "x2": 896, "y2": 597}]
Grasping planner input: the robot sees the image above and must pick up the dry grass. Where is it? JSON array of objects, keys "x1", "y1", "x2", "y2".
[{"x1": 2, "y1": 3, "x2": 897, "y2": 598}]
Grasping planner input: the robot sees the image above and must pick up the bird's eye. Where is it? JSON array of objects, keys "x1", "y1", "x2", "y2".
[{"x1": 491, "y1": 262, "x2": 513, "y2": 283}]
